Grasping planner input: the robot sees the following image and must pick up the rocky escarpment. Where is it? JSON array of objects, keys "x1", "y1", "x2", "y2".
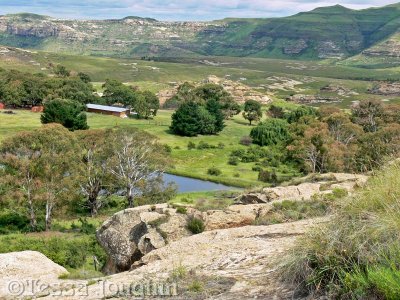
[
  {"x1": 97, "y1": 172, "x2": 368, "y2": 275},
  {"x1": 96, "y1": 203, "x2": 272, "y2": 274},
  {"x1": 287, "y1": 94, "x2": 342, "y2": 104},
  {"x1": 369, "y1": 81, "x2": 400, "y2": 96},
  {"x1": 236, "y1": 173, "x2": 368, "y2": 204},
  {"x1": 158, "y1": 75, "x2": 272, "y2": 107},
  {"x1": 1, "y1": 4, "x2": 400, "y2": 60}
]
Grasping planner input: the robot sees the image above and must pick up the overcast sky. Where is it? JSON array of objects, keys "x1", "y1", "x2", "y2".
[{"x1": 0, "y1": 0, "x2": 399, "y2": 21}]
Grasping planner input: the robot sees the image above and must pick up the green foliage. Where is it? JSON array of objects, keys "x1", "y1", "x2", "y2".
[
  {"x1": 0, "y1": 211, "x2": 30, "y2": 234},
  {"x1": 170, "y1": 101, "x2": 223, "y2": 136},
  {"x1": 0, "y1": 234, "x2": 106, "y2": 270},
  {"x1": 187, "y1": 141, "x2": 196, "y2": 150},
  {"x1": 207, "y1": 167, "x2": 222, "y2": 176},
  {"x1": 242, "y1": 100, "x2": 262, "y2": 125},
  {"x1": 53, "y1": 65, "x2": 70, "y2": 77},
  {"x1": 187, "y1": 217, "x2": 205, "y2": 234},
  {"x1": 286, "y1": 106, "x2": 318, "y2": 124},
  {"x1": 250, "y1": 119, "x2": 290, "y2": 146},
  {"x1": 283, "y1": 162, "x2": 400, "y2": 298},
  {"x1": 257, "y1": 169, "x2": 278, "y2": 185},
  {"x1": 41, "y1": 99, "x2": 89, "y2": 131},
  {"x1": 175, "y1": 206, "x2": 187, "y2": 214}
]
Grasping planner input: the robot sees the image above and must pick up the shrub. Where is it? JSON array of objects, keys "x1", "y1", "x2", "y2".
[
  {"x1": 239, "y1": 136, "x2": 253, "y2": 146},
  {"x1": 41, "y1": 99, "x2": 88, "y2": 131},
  {"x1": 0, "y1": 212, "x2": 30, "y2": 234},
  {"x1": 207, "y1": 167, "x2": 222, "y2": 176},
  {"x1": 250, "y1": 119, "x2": 290, "y2": 146},
  {"x1": 197, "y1": 141, "x2": 215, "y2": 149},
  {"x1": 217, "y1": 142, "x2": 225, "y2": 149},
  {"x1": 176, "y1": 206, "x2": 187, "y2": 214},
  {"x1": 187, "y1": 217, "x2": 205, "y2": 234},
  {"x1": 228, "y1": 156, "x2": 239, "y2": 166},
  {"x1": 187, "y1": 141, "x2": 196, "y2": 150},
  {"x1": 164, "y1": 144, "x2": 172, "y2": 153}
]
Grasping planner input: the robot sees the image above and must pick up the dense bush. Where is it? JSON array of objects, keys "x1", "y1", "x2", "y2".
[
  {"x1": 239, "y1": 136, "x2": 253, "y2": 146},
  {"x1": 207, "y1": 167, "x2": 222, "y2": 176},
  {"x1": 0, "y1": 212, "x2": 30, "y2": 234},
  {"x1": 187, "y1": 217, "x2": 205, "y2": 234},
  {"x1": 41, "y1": 99, "x2": 89, "y2": 131},
  {"x1": 250, "y1": 119, "x2": 290, "y2": 146},
  {"x1": 0, "y1": 234, "x2": 106, "y2": 269}
]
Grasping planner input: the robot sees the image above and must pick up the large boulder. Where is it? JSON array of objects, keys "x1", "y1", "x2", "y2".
[
  {"x1": 96, "y1": 204, "x2": 191, "y2": 274},
  {"x1": 0, "y1": 251, "x2": 68, "y2": 299},
  {"x1": 42, "y1": 218, "x2": 327, "y2": 300}
]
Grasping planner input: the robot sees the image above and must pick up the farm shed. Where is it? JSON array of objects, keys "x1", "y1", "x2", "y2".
[
  {"x1": 86, "y1": 104, "x2": 130, "y2": 118},
  {"x1": 0, "y1": 103, "x2": 4, "y2": 109}
]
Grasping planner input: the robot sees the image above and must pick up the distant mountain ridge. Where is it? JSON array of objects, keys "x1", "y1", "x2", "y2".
[{"x1": 1, "y1": 3, "x2": 400, "y2": 61}]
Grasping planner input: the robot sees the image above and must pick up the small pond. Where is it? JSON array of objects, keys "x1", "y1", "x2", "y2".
[{"x1": 163, "y1": 173, "x2": 239, "y2": 193}]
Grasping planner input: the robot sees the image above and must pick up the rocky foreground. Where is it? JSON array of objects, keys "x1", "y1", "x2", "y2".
[{"x1": 0, "y1": 173, "x2": 368, "y2": 299}]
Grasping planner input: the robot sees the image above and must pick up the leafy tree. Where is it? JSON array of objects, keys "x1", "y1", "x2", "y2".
[
  {"x1": 78, "y1": 72, "x2": 91, "y2": 83},
  {"x1": 286, "y1": 106, "x2": 318, "y2": 124},
  {"x1": 267, "y1": 105, "x2": 286, "y2": 119},
  {"x1": 0, "y1": 125, "x2": 81, "y2": 231},
  {"x1": 170, "y1": 101, "x2": 223, "y2": 136},
  {"x1": 206, "y1": 99, "x2": 225, "y2": 133},
  {"x1": 242, "y1": 100, "x2": 262, "y2": 125},
  {"x1": 135, "y1": 91, "x2": 160, "y2": 119},
  {"x1": 170, "y1": 102, "x2": 205, "y2": 136},
  {"x1": 106, "y1": 128, "x2": 168, "y2": 208},
  {"x1": 351, "y1": 99, "x2": 384, "y2": 132},
  {"x1": 250, "y1": 119, "x2": 290, "y2": 146},
  {"x1": 54, "y1": 65, "x2": 70, "y2": 78},
  {"x1": 41, "y1": 99, "x2": 89, "y2": 131},
  {"x1": 76, "y1": 129, "x2": 114, "y2": 216}
]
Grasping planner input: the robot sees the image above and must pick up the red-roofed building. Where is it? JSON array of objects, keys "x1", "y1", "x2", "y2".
[{"x1": 0, "y1": 103, "x2": 4, "y2": 110}]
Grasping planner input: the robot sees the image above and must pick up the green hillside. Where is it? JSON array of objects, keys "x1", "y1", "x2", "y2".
[{"x1": 1, "y1": 3, "x2": 400, "y2": 60}]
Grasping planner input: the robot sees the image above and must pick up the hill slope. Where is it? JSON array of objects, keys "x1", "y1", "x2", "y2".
[{"x1": 1, "y1": 3, "x2": 400, "y2": 60}]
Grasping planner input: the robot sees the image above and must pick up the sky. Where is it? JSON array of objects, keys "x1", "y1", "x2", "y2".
[{"x1": 0, "y1": 0, "x2": 399, "y2": 21}]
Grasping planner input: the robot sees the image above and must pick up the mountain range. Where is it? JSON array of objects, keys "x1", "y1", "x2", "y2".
[{"x1": 1, "y1": 3, "x2": 400, "y2": 61}]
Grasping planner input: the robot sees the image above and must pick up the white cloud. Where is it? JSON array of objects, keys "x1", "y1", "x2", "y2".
[{"x1": 0, "y1": 0, "x2": 398, "y2": 20}]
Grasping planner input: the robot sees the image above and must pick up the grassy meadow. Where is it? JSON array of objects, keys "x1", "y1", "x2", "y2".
[{"x1": 1, "y1": 109, "x2": 295, "y2": 188}]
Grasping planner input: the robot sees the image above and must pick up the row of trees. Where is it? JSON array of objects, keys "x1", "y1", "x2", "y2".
[
  {"x1": 0, "y1": 68, "x2": 161, "y2": 120},
  {"x1": 249, "y1": 100, "x2": 400, "y2": 173},
  {"x1": 0, "y1": 68, "x2": 97, "y2": 107},
  {"x1": 0, "y1": 125, "x2": 173, "y2": 231}
]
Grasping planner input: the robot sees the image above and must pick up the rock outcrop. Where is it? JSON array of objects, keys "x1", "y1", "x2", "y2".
[
  {"x1": 96, "y1": 204, "x2": 191, "y2": 274},
  {"x1": 369, "y1": 81, "x2": 400, "y2": 96},
  {"x1": 41, "y1": 218, "x2": 326, "y2": 300},
  {"x1": 0, "y1": 251, "x2": 68, "y2": 299},
  {"x1": 235, "y1": 173, "x2": 368, "y2": 204},
  {"x1": 97, "y1": 202, "x2": 275, "y2": 273}
]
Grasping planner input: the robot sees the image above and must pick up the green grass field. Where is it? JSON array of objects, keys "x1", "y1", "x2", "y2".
[{"x1": 1, "y1": 109, "x2": 292, "y2": 187}]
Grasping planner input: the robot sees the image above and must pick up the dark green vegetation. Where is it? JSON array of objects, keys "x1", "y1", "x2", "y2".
[
  {"x1": 4, "y1": 3, "x2": 400, "y2": 61},
  {"x1": 41, "y1": 99, "x2": 88, "y2": 130},
  {"x1": 284, "y1": 162, "x2": 400, "y2": 299},
  {"x1": 0, "y1": 124, "x2": 172, "y2": 231}
]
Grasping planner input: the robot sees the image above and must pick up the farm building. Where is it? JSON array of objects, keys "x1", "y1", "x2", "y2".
[
  {"x1": 0, "y1": 103, "x2": 4, "y2": 109},
  {"x1": 86, "y1": 104, "x2": 130, "y2": 118},
  {"x1": 31, "y1": 106, "x2": 44, "y2": 113}
]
